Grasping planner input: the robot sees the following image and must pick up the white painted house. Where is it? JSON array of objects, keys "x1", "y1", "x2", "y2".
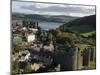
[
  {"x1": 27, "y1": 28, "x2": 38, "y2": 43},
  {"x1": 27, "y1": 34, "x2": 36, "y2": 43}
]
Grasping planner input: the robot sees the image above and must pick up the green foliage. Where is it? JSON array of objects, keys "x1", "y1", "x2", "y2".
[
  {"x1": 58, "y1": 31, "x2": 76, "y2": 44},
  {"x1": 88, "y1": 39, "x2": 96, "y2": 46},
  {"x1": 24, "y1": 63, "x2": 32, "y2": 73},
  {"x1": 52, "y1": 30, "x2": 76, "y2": 48},
  {"x1": 12, "y1": 43, "x2": 25, "y2": 53},
  {"x1": 49, "y1": 29, "x2": 59, "y2": 37},
  {"x1": 76, "y1": 44, "x2": 90, "y2": 51},
  {"x1": 11, "y1": 60, "x2": 19, "y2": 74},
  {"x1": 82, "y1": 31, "x2": 96, "y2": 37},
  {"x1": 90, "y1": 61, "x2": 96, "y2": 69}
]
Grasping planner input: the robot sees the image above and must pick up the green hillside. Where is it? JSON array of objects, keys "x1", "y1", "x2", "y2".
[{"x1": 59, "y1": 15, "x2": 96, "y2": 34}]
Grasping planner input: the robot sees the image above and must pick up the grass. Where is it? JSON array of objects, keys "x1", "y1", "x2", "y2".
[
  {"x1": 76, "y1": 44, "x2": 90, "y2": 51},
  {"x1": 82, "y1": 31, "x2": 96, "y2": 37},
  {"x1": 90, "y1": 61, "x2": 96, "y2": 69}
]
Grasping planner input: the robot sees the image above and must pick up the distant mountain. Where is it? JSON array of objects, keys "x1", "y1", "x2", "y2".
[
  {"x1": 59, "y1": 15, "x2": 96, "y2": 33},
  {"x1": 12, "y1": 13, "x2": 78, "y2": 23}
]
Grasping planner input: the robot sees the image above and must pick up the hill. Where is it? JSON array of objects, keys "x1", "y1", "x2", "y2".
[
  {"x1": 59, "y1": 15, "x2": 96, "y2": 33},
  {"x1": 12, "y1": 13, "x2": 77, "y2": 23}
]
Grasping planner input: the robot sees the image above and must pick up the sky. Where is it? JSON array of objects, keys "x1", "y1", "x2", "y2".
[{"x1": 12, "y1": 1, "x2": 96, "y2": 17}]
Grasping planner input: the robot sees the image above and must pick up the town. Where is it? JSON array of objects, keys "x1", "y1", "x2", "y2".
[{"x1": 11, "y1": 19, "x2": 96, "y2": 74}]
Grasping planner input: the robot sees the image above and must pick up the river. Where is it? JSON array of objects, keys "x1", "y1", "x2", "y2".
[{"x1": 38, "y1": 21, "x2": 64, "y2": 30}]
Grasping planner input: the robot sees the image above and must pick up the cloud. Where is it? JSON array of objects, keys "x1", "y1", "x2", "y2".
[{"x1": 12, "y1": 1, "x2": 95, "y2": 17}]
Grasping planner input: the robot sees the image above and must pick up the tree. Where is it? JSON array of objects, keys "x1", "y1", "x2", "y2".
[
  {"x1": 12, "y1": 42, "x2": 25, "y2": 53},
  {"x1": 49, "y1": 29, "x2": 58, "y2": 38}
]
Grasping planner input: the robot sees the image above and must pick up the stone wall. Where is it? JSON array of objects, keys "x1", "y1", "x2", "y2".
[
  {"x1": 82, "y1": 46, "x2": 96, "y2": 68},
  {"x1": 53, "y1": 45, "x2": 82, "y2": 71}
]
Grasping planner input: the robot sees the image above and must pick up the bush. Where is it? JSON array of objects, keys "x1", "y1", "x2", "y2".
[{"x1": 12, "y1": 43, "x2": 25, "y2": 53}]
